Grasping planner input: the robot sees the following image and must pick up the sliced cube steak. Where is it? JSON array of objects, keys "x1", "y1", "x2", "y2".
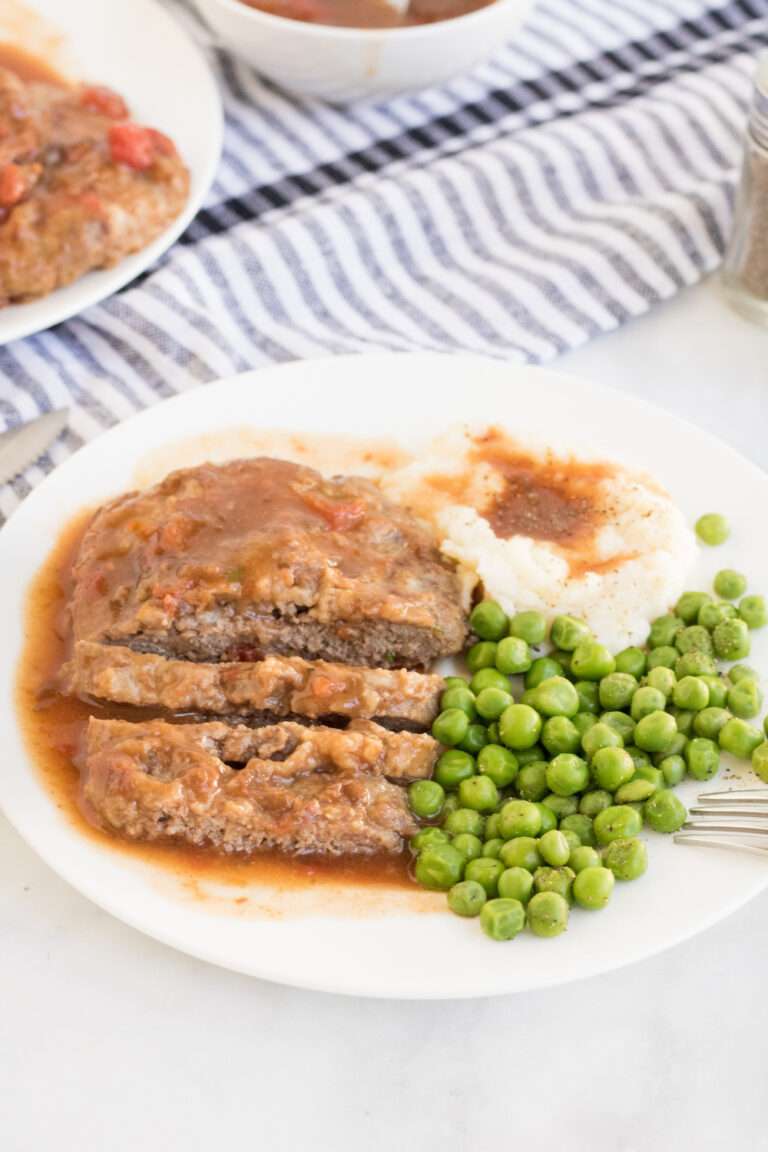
[
  {"x1": 63, "y1": 641, "x2": 444, "y2": 728},
  {"x1": 71, "y1": 457, "x2": 467, "y2": 669},
  {"x1": 82, "y1": 717, "x2": 437, "y2": 854}
]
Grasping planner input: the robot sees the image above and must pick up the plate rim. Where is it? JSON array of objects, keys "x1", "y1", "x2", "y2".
[{"x1": 2, "y1": 351, "x2": 768, "y2": 999}]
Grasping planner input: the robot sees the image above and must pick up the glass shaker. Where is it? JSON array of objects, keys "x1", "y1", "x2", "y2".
[{"x1": 722, "y1": 52, "x2": 768, "y2": 325}]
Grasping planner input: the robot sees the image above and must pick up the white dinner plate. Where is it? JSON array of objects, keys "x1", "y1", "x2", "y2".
[
  {"x1": 1, "y1": 354, "x2": 766, "y2": 999},
  {"x1": 0, "y1": 0, "x2": 222, "y2": 345}
]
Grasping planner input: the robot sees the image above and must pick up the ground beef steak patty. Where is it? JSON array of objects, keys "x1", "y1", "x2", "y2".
[
  {"x1": 82, "y1": 717, "x2": 432, "y2": 854},
  {"x1": 0, "y1": 67, "x2": 189, "y2": 305},
  {"x1": 71, "y1": 457, "x2": 467, "y2": 668}
]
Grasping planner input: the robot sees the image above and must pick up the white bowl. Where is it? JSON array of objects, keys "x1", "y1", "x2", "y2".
[{"x1": 193, "y1": 0, "x2": 534, "y2": 101}]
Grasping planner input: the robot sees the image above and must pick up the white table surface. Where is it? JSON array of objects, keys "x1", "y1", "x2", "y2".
[{"x1": 2, "y1": 278, "x2": 767, "y2": 1152}]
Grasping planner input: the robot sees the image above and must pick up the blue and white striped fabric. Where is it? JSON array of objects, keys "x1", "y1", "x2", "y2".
[{"x1": 0, "y1": 0, "x2": 765, "y2": 518}]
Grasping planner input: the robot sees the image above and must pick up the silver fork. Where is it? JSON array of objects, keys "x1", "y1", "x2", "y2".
[{"x1": 674, "y1": 788, "x2": 768, "y2": 857}]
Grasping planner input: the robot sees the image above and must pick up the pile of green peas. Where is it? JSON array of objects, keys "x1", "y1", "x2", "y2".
[{"x1": 409, "y1": 552, "x2": 768, "y2": 943}]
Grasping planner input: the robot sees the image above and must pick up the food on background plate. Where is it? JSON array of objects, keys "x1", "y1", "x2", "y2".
[
  {"x1": 383, "y1": 427, "x2": 696, "y2": 652},
  {"x1": 240, "y1": 0, "x2": 495, "y2": 29},
  {"x1": 0, "y1": 61, "x2": 188, "y2": 305}
]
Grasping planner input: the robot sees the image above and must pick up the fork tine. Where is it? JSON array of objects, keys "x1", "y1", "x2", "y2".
[
  {"x1": 689, "y1": 805, "x2": 768, "y2": 818},
  {"x1": 683, "y1": 820, "x2": 768, "y2": 836},
  {"x1": 696, "y1": 789, "x2": 768, "y2": 803},
  {"x1": 674, "y1": 833, "x2": 768, "y2": 857}
]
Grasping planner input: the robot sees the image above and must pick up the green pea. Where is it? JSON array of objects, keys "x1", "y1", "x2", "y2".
[
  {"x1": 702, "y1": 675, "x2": 729, "y2": 707},
  {"x1": 477, "y1": 744, "x2": 518, "y2": 788},
  {"x1": 647, "y1": 646, "x2": 679, "y2": 670},
  {"x1": 695, "y1": 513, "x2": 730, "y2": 546},
  {"x1": 727, "y1": 679, "x2": 763, "y2": 719},
  {"x1": 714, "y1": 569, "x2": 747, "y2": 600},
  {"x1": 572, "y1": 712, "x2": 597, "y2": 739},
  {"x1": 676, "y1": 591, "x2": 712, "y2": 623},
  {"x1": 673, "y1": 676, "x2": 710, "y2": 712},
  {"x1": 451, "y1": 833, "x2": 483, "y2": 861},
  {"x1": 482, "y1": 838, "x2": 504, "y2": 859},
  {"x1": 470, "y1": 667, "x2": 511, "y2": 695},
  {"x1": 499, "y1": 836, "x2": 542, "y2": 872},
  {"x1": 444, "y1": 808, "x2": 485, "y2": 837},
  {"x1": 408, "y1": 780, "x2": 445, "y2": 819},
  {"x1": 409, "y1": 827, "x2": 450, "y2": 852},
  {"x1": 519, "y1": 689, "x2": 537, "y2": 707},
  {"x1": 676, "y1": 625, "x2": 713, "y2": 656},
  {"x1": 685, "y1": 737, "x2": 720, "y2": 780},
  {"x1": 541, "y1": 716, "x2": 581, "y2": 756},
  {"x1": 649, "y1": 615, "x2": 683, "y2": 647},
  {"x1": 658, "y1": 754, "x2": 686, "y2": 787},
  {"x1": 631, "y1": 685, "x2": 667, "y2": 721},
  {"x1": 525, "y1": 656, "x2": 565, "y2": 690},
  {"x1": 480, "y1": 897, "x2": 526, "y2": 941},
  {"x1": 515, "y1": 745, "x2": 545, "y2": 767},
  {"x1": 534, "y1": 802, "x2": 558, "y2": 834},
  {"x1": 713, "y1": 618, "x2": 751, "y2": 662},
  {"x1": 497, "y1": 867, "x2": 534, "y2": 903},
  {"x1": 560, "y1": 828, "x2": 581, "y2": 853},
  {"x1": 669, "y1": 707, "x2": 695, "y2": 736},
  {"x1": 447, "y1": 879, "x2": 486, "y2": 917},
  {"x1": 634, "y1": 710, "x2": 677, "y2": 753},
  {"x1": 573, "y1": 865, "x2": 614, "y2": 910},
  {"x1": 550, "y1": 650, "x2": 573, "y2": 678},
  {"x1": 570, "y1": 640, "x2": 616, "y2": 681},
  {"x1": 582, "y1": 721, "x2": 623, "y2": 760},
  {"x1": 644, "y1": 789, "x2": 687, "y2": 833},
  {"x1": 465, "y1": 856, "x2": 505, "y2": 897},
  {"x1": 730, "y1": 664, "x2": 759, "y2": 684},
  {"x1": 459, "y1": 724, "x2": 489, "y2": 756},
  {"x1": 739, "y1": 595, "x2": 767, "y2": 630},
  {"x1": 614, "y1": 647, "x2": 647, "y2": 678},
  {"x1": 466, "y1": 641, "x2": 498, "y2": 673},
  {"x1": 698, "y1": 602, "x2": 737, "y2": 630},
  {"x1": 542, "y1": 793, "x2": 578, "y2": 819},
  {"x1": 574, "y1": 680, "x2": 599, "y2": 713},
  {"x1": 551, "y1": 615, "x2": 591, "y2": 652},
  {"x1": 603, "y1": 836, "x2": 648, "y2": 881},
  {"x1": 569, "y1": 846, "x2": 601, "y2": 874},
  {"x1": 532, "y1": 676, "x2": 580, "y2": 718},
  {"x1": 439, "y1": 686, "x2": 476, "y2": 719},
  {"x1": 600, "y1": 712, "x2": 636, "y2": 743},
  {"x1": 594, "y1": 804, "x2": 643, "y2": 845},
  {"x1": 624, "y1": 745, "x2": 652, "y2": 770},
  {"x1": 495, "y1": 635, "x2": 532, "y2": 675},
  {"x1": 475, "y1": 686, "x2": 514, "y2": 722},
  {"x1": 485, "y1": 813, "x2": 502, "y2": 840},
  {"x1": 719, "y1": 717, "x2": 763, "y2": 760},
  {"x1": 591, "y1": 746, "x2": 634, "y2": 791},
  {"x1": 432, "y1": 708, "x2": 470, "y2": 747},
  {"x1": 458, "y1": 775, "x2": 499, "y2": 813},
  {"x1": 486, "y1": 722, "x2": 500, "y2": 744},
  {"x1": 676, "y1": 651, "x2": 716, "y2": 678},
  {"x1": 515, "y1": 761, "x2": 549, "y2": 802},
  {"x1": 653, "y1": 732, "x2": 687, "y2": 762},
  {"x1": 533, "y1": 865, "x2": 575, "y2": 900},
  {"x1": 414, "y1": 843, "x2": 465, "y2": 890},
  {"x1": 579, "y1": 789, "x2": 613, "y2": 817},
  {"x1": 470, "y1": 599, "x2": 509, "y2": 641},
  {"x1": 599, "y1": 672, "x2": 638, "y2": 711},
  {"x1": 434, "y1": 749, "x2": 476, "y2": 791},
  {"x1": 499, "y1": 703, "x2": 543, "y2": 750},
  {"x1": 645, "y1": 666, "x2": 677, "y2": 698},
  {"x1": 509, "y1": 611, "x2": 548, "y2": 647},
  {"x1": 752, "y1": 742, "x2": 768, "y2": 784},
  {"x1": 560, "y1": 813, "x2": 595, "y2": 848},
  {"x1": 442, "y1": 794, "x2": 460, "y2": 818},
  {"x1": 614, "y1": 777, "x2": 657, "y2": 803},
  {"x1": 538, "y1": 829, "x2": 571, "y2": 867},
  {"x1": 527, "y1": 891, "x2": 569, "y2": 937},
  {"x1": 443, "y1": 676, "x2": 469, "y2": 691},
  {"x1": 498, "y1": 799, "x2": 542, "y2": 839},
  {"x1": 546, "y1": 754, "x2": 589, "y2": 797}
]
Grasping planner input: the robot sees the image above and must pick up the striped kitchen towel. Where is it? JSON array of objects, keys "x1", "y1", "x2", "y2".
[{"x1": 0, "y1": 0, "x2": 765, "y2": 517}]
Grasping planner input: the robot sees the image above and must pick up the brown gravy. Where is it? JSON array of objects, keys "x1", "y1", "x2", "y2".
[
  {"x1": 16, "y1": 512, "x2": 414, "y2": 893},
  {"x1": 0, "y1": 42, "x2": 65, "y2": 85},
  {"x1": 239, "y1": 0, "x2": 494, "y2": 29}
]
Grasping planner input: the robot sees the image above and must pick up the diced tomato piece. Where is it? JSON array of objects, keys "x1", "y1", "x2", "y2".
[
  {"x1": 148, "y1": 128, "x2": 176, "y2": 157},
  {"x1": 80, "y1": 85, "x2": 129, "y2": 120},
  {"x1": 108, "y1": 122, "x2": 156, "y2": 170},
  {"x1": 0, "y1": 163, "x2": 26, "y2": 208}
]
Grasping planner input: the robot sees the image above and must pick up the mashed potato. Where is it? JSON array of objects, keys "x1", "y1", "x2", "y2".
[{"x1": 383, "y1": 427, "x2": 696, "y2": 652}]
